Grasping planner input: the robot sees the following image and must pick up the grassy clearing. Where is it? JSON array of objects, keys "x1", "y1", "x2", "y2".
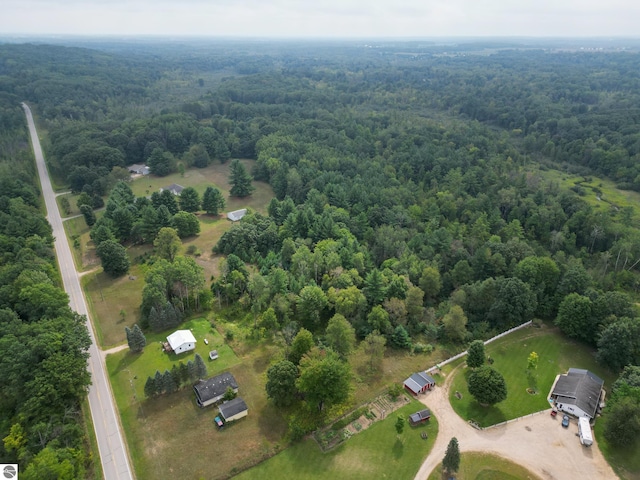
[
  {"x1": 536, "y1": 166, "x2": 640, "y2": 222},
  {"x1": 83, "y1": 268, "x2": 145, "y2": 348},
  {"x1": 235, "y1": 401, "x2": 438, "y2": 480},
  {"x1": 427, "y1": 451, "x2": 542, "y2": 480},
  {"x1": 106, "y1": 317, "x2": 287, "y2": 480},
  {"x1": 449, "y1": 324, "x2": 616, "y2": 427}
]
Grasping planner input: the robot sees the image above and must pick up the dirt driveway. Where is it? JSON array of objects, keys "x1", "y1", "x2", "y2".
[{"x1": 413, "y1": 368, "x2": 617, "y2": 480}]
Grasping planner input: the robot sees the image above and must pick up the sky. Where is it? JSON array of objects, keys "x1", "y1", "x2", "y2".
[{"x1": 1, "y1": 0, "x2": 639, "y2": 38}]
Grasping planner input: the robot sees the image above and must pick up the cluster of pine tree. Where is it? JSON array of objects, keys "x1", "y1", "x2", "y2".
[
  {"x1": 144, "y1": 353, "x2": 207, "y2": 397},
  {"x1": 125, "y1": 324, "x2": 146, "y2": 352},
  {"x1": 149, "y1": 302, "x2": 184, "y2": 332}
]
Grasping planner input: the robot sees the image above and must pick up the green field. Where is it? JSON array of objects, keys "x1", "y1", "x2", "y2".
[
  {"x1": 449, "y1": 324, "x2": 616, "y2": 427},
  {"x1": 235, "y1": 401, "x2": 438, "y2": 480},
  {"x1": 427, "y1": 451, "x2": 542, "y2": 480}
]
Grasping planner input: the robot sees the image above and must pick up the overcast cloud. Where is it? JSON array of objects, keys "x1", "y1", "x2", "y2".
[{"x1": 1, "y1": 0, "x2": 638, "y2": 37}]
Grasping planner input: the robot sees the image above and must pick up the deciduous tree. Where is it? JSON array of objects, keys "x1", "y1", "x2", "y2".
[
  {"x1": 325, "y1": 314, "x2": 356, "y2": 358},
  {"x1": 467, "y1": 365, "x2": 507, "y2": 406},
  {"x1": 296, "y1": 348, "x2": 351, "y2": 412},
  {"x1": 466, "y1": 340, "x2": 485, "y2": 368},
  {"x1": 96, "y1": 239, "x2": 130, "y2": 276},
  {"x1": 266, "y1": 360, "x2": 299, "y2": 407},
  {"x1": 154, "y1": 227, "x2": 181, "y2": 262}
]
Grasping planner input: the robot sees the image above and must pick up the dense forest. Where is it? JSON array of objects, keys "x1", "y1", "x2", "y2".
[{"x1": 1, "y1": 38, "x2": 640, "y2": 475}]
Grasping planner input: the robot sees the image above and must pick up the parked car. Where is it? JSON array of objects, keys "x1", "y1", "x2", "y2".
[
  {"x1": 562, "y1": 415, "x2": 570, "y2": 428},
  {"x1": 214, "y1": 416, "x2": 224, "y2": 429}
]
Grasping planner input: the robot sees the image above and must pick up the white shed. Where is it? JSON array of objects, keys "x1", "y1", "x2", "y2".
[
  {"x1": 227, "y1": 209, "x2": 247, "y2": 222},
  {"x1": 166, "y1": 329, "x2": 196, "y2": 354}
]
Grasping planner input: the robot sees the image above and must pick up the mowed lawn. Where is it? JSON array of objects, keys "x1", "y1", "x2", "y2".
[
  {"x1": 449, "y1": 323, "x2": 617, "y2": 427},
  {"x1": 427, "y1": 452, "x2": 542, "y2": 480},
  {"x1": 235, "y1": 401, "x2": 439, "y2": 480},
  {"x1": 107, "y1": 317, "x2": 288, "y2": 480}
]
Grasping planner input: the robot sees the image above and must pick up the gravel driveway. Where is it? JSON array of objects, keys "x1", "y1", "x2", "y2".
[{"x1": 413, "y1": 368, "x2": 617, "y2": 480}]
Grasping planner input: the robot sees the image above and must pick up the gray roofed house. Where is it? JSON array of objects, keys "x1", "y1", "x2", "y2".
[
  {"x1": 403, "y1": 372, "x2": 436, "y2": 395},
  {"x1": 129, "y1": 164, "x2": 150, "y2": 175},
  {"x1": 218, "y1": 397, "x2": 248, "y2": 422},
  {"x1": 227, "y1": 208, "x2": 247, "y2": 222},
  {"x1": 550, "y1": 368, "x2": 605, "y2": 419},
  {"x1": 160, "y1": 183, "x2": 184, "y2": 196},
  {"x1": 409, "y1": 408, "x2": 431, "y2": 425},
  {"x1": 193, "y1": 372, "x2": 238, "y2": 408}
]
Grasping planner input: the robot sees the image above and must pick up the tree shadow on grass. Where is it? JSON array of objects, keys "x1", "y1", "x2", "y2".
[
  {"x1": 392, "y1": 438, "x2": 405, "y2": 459},
  {"x1": 112, "y1": 349, "x2": 139, "y2": 375}
]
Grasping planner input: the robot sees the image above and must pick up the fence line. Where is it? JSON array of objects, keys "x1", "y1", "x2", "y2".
[
  {"x1": 478, "y1": 408, "x2": 548, "y2": 431},
  {"x1": 425, "y1": 321, "x2": 533, "y2": 374}
]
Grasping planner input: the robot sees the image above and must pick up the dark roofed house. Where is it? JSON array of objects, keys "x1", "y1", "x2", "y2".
[
  {"x1": 403, "y1": 372, "x2": 436, "y2": 395},
  {"x1": 193, "y1": 372, "x2": 238, "y2": 408},
  {"x1": 160, "y1": 183, "x2": 184, "y2": 196},
  {"x1": 218, "y1": 397, "x2": 248, "y2": 422},
  {"x1": 409, "y1": 408, "x2": 431, "y2": 425},
  {"x1": 550, "y1": 368, "x2": 604, "y2": 420}
]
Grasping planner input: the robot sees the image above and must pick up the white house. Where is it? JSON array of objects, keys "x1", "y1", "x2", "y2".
[
  {"x1": 550, "y1": 368, "x2": 605, "y2": 420},
  {"x1": 128, "y1": 164, "x2": 150, "y2": 175},
  {"x1": 160, "y1": 183, "x2": 184, "y2": 196},
  {"x1": 227, "y1": 208, "x2": 247, "y2": 222},
  {"x1": 166, "y1": 329, "x2": 196, "y2": 354}
]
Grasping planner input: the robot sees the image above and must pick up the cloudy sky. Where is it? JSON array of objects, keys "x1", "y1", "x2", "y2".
[{"x1": 1, "y1": 0, "x2": 638, "y2": 38}]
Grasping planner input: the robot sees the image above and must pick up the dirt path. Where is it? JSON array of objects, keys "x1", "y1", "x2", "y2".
[
  {"x1": 413, "y1": 366, "x2": 617, "y2": 480},
  {"x1": 102, "y1": 343, "x2": 128, "y2": 358}
]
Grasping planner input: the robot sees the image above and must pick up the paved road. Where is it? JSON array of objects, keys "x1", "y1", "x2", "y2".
[
  {"x1": 22, "y1": 103, "x2": 134, "y2": 480},
  {"x1": 413, "y1": 365, "x2": 617, "y2": 480}
]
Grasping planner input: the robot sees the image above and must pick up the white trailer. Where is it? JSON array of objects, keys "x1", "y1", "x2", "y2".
[{"x1": 578, "y1": 417, "x2": 593, "y2": 447}]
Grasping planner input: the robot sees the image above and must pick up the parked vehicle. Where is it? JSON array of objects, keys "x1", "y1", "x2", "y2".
[
  {"x1": 562, "y1": 415, "x2": 570, "y2": 428},
  {"x1": 214, "y1": 416, "x2": 224, "y2": 429},
  {"x1": 578, "y1": 417, "x2": 593, "y2": 446}
]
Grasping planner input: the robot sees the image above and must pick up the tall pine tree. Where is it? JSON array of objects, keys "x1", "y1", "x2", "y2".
[
  {"x1": 194, "y1": 353, "x2": 208, "y2": 379},
  {"x1": 202, "y1": 186, "x2": 226, "y2": 215},
  {"x1": 130, "y1": 324, "x2": 146, "y2": 353},
  {"x1": 443, "y1": 437, "x2": 460, "y2": 474},
  {"x1": 229, "y1": 160, "x2": 255, "y2": 197}
]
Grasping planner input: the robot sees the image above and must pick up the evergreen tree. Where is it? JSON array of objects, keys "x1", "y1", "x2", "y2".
[
  {"x1": 443, "y1": 437, "x2": 460, "y2": 474},
  {"x1": 391, "y1": 325, "x2": 412, "y2": 350},
  {"x1": 154, "y1": 370, "x2": 164, "y2": 395},
  {"x1": 144, "y1": 376, "x2": 157, "y2": 398},
  {"x1": 163, "y1": 369, "x2": 177, "y2": 393},
  {"x1": 229, "y1": 159, "x2": 255, "y2": 197},
  {"x1": 222, "y1": 386, "x2": 237, "y2": 401},
  {"x1": 187, "y1": 360, "x2": 197, "y2": 381},
  {"x1": 125, "y1": 326, "x2": 133, "y2": 350},
  {"x1": 130, "y1": 324, "x2": 146, "y2": 352},
  {"x1": 148, "y1": 306, "x2": 162, "y2": 332},
  {"x1": 202, "y1": 186, "x2": 226, "y2": 215},
  {"x1": 194, "y1": 353, "x2": 208, "y2": 379},
  {"x1": 171, "y1": 364, "x2": 181, "y2": 388},
  {"x1": 179, "y1": 361, "x2": 190, "y2": 384}
]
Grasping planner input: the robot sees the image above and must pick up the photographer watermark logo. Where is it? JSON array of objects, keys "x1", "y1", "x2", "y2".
[{"x1": 1, "y1": 464, "x2": 18, "y2": 479}]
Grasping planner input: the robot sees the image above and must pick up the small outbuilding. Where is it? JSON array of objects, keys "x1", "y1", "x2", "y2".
[
  {"x1": 218, "y1": 397, "x2": 248, "y2": 422},
  {"x1": 160, "y1": 183, "x2": 184, "y2": 196},
  {"x1": 193, "y1": 372, "x2": 238, "y2": 408},
  {"x1": 166, "y1": 329, "x2": 196, "y2": 354},
  {"x1": 409, "y1": 408, "x2": 431, "y2": 425},
  {"x1": 227, "y1": 208, "x2": 247, "y2": 222},
  {"x1": 404, "y1": 372, "x2": 436, "y2": 395},
  {"x1": 550, "y1": 368, "x2": 605, "y2": 420}
]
